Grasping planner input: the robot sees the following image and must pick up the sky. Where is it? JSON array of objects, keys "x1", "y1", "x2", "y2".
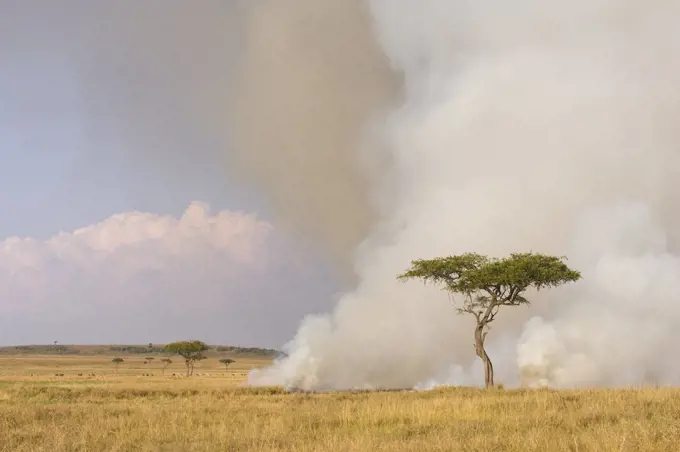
[{"x1": 0, "y1": 1, "x2": 340, "y2": 347}]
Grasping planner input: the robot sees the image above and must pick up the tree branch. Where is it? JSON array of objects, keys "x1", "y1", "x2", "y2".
[
  {"x1": 458, "y1": 299, "x2": 483, "y2": 324},
  {"x1": 479, "y1": 294, "x2": 499, "y2": 325},
  {"x1": 483, "y1": 287, "x2": 496, "y2": 299},
  {"x1": 487, "y1": 304, "x2": 501, "y2": 322}
]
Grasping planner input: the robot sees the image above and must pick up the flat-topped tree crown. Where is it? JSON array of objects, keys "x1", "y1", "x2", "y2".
[
  {"x1": 398, "y1": 252, "x2": 580, "y2": 307},
  {"x1": 111, "y1": 357, "x2": 124, "y2": 373},
  {"x1": 164, "y1": 341, "x2": 209, "y2": 377},
  {"x1": 398, "y1": 252, "x2": 581, "y2": 388},
  {"x1": 219, "y1": 358, "x2": 235, "y2": 373}
]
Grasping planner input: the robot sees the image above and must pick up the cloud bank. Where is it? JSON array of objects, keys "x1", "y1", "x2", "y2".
[{"x1": 0, "y1": 202, "x2": 336, "y2": 347}]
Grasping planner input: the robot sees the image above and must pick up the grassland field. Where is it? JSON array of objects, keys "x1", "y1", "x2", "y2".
[{"x1": 1, "y1": 347, "x2": 679, "y2": 451}]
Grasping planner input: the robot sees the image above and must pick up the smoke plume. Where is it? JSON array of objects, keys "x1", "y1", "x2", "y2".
[
  {"x1": 228, "y1": 0, "x2": 400, "y2": 280},
  {"x1": 247, "y1": 0, "x2": 680, "y2": 390}
]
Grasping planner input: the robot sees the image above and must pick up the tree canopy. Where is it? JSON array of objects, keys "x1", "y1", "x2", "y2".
[
  {"x1": 219, "y1": 358, "x2": 235, "y2": 372},
  {"x1": 399, "y1": 252, "x2": 580, "y2": 299},
  {"x1": 164, "y1": 341, "x2": 209, "y2": 376},
  {"x1": 398, "y1": 252, "x2": 581, "y2": 387},
  {"x1": 111, "y1": 357, "x2": 124, "y2": 373},
  {"x1": 164, "y1": 341, "x2": 209, "y2": 357},
  {"x1": 160, "y1": 358, "x2": 173, "y2": 375}
]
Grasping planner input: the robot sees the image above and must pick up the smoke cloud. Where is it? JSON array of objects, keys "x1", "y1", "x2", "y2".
[
  {"x1": 2, "y1": 1, "x2": 365, "y2": 345},
  {"x1": 227, "y1": 0, "x2": 400, "y2": 279},
  {"x1": 247, "y1": 0, "x2": 680, "y2": 390},
  {"x1": 28, "y1": 0, "x2": 399, "y2": 281},
  {"x1": 8, "y1": 0, "x2": 679, "y2": 388}
]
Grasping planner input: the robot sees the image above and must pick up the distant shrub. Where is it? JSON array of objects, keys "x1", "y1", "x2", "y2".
[
  {"x1": 0, "y1": 343, "x2": 282, "y2": 357},
  {"x1": 0, "y1": 345, "x2": 80, "y2": 355},
  {"x1": 219, "y1": 358, "x2": 235, "y2": 372},
  {"x1": 214, "y1": 345, "x2": 281, "y2": 356},
  {"x1": 111, "y1": 357, "x2": 124, "y2": 373},
  {"x1": 109, "y1": 346, "x2": 165, "y2": 354}
]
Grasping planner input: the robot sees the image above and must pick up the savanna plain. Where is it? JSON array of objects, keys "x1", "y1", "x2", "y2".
[{"x1": 0, "y1": 346, "x2": 678, "y2": 452}]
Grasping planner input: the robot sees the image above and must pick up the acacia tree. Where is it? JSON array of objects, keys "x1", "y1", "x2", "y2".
[
  {"x1": 53, "y1": 340, "x2": 66, "y2": 355},
  {"x1": 219, "y1": 358, "x2": 235, "y2": 373},
  {"x1": 160, "y1": 358, "x2": 172, "y2": 375},
  {"x1": 111, "y1": 357, "x2": 124, "y2": 373},
  {"x1": 398, "y1": 252, "x2": 581, "y2": 388},
  {"x1": 164, "y1": 341, "x2": 209, "y2": 377}
]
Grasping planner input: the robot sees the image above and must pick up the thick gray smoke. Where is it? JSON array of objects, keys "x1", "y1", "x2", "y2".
[
  {"x1": 7, "y1": 0, "x2": 385, "y2": 276},
  {"x1": 228, "y1": 0, "x2": 399, "y2": 279},
  {"x1": 248, "y1": 0, "x2": 680, "y2": 389}
]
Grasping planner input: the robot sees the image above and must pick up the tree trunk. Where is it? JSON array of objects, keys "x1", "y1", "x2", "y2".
[{"x1": 474, "y1": 323, "x2": 494, "y2": 388}]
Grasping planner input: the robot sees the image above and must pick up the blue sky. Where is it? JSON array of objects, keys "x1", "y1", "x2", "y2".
[
  {"x1": 0, "y1": 1, "x2": 256, "y2": 239},
  {"x1": 0, "y1": 1, "x2": 339, "y2": 347}
]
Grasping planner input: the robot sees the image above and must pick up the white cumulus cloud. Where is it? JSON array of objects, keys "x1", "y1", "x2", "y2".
[{"x1": 0, "y1": 202, "x2": 336, "y2": 347}]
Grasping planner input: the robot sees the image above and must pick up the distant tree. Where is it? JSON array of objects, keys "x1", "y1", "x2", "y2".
[
  {"x1": 53, "y1": 340, "x2": 65, "y2": 355},
  {"x1": 160, "y1": 358, "x2": 172, "y2": 375},
  {"x1": 219, "y1": 358, "x2": 235, "y2": 372},
  {"x1": 164, "y1": 341, "x2": 209, "y2": 376},
  {"x1": 111, "y1": 357, "x2": 124, "y2": 373},
  {"x1": 145, "y1": 357, "x2": 155, "y2": 365},
  {"x1": 109, "y1": 346, "x2": 150, "y2": 354},
  {"x1": 398, "y1": 252, "x2": 581, "y2": 388}
]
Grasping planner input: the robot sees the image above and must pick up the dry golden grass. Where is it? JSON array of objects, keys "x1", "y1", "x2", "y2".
[{"x1": 1, "y1": 354, "x2": 679, "y2": 451}]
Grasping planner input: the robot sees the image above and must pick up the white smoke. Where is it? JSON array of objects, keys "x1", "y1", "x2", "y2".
[{"x1": 248, "y1": 0, "x2": 680, "y2": 390}]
